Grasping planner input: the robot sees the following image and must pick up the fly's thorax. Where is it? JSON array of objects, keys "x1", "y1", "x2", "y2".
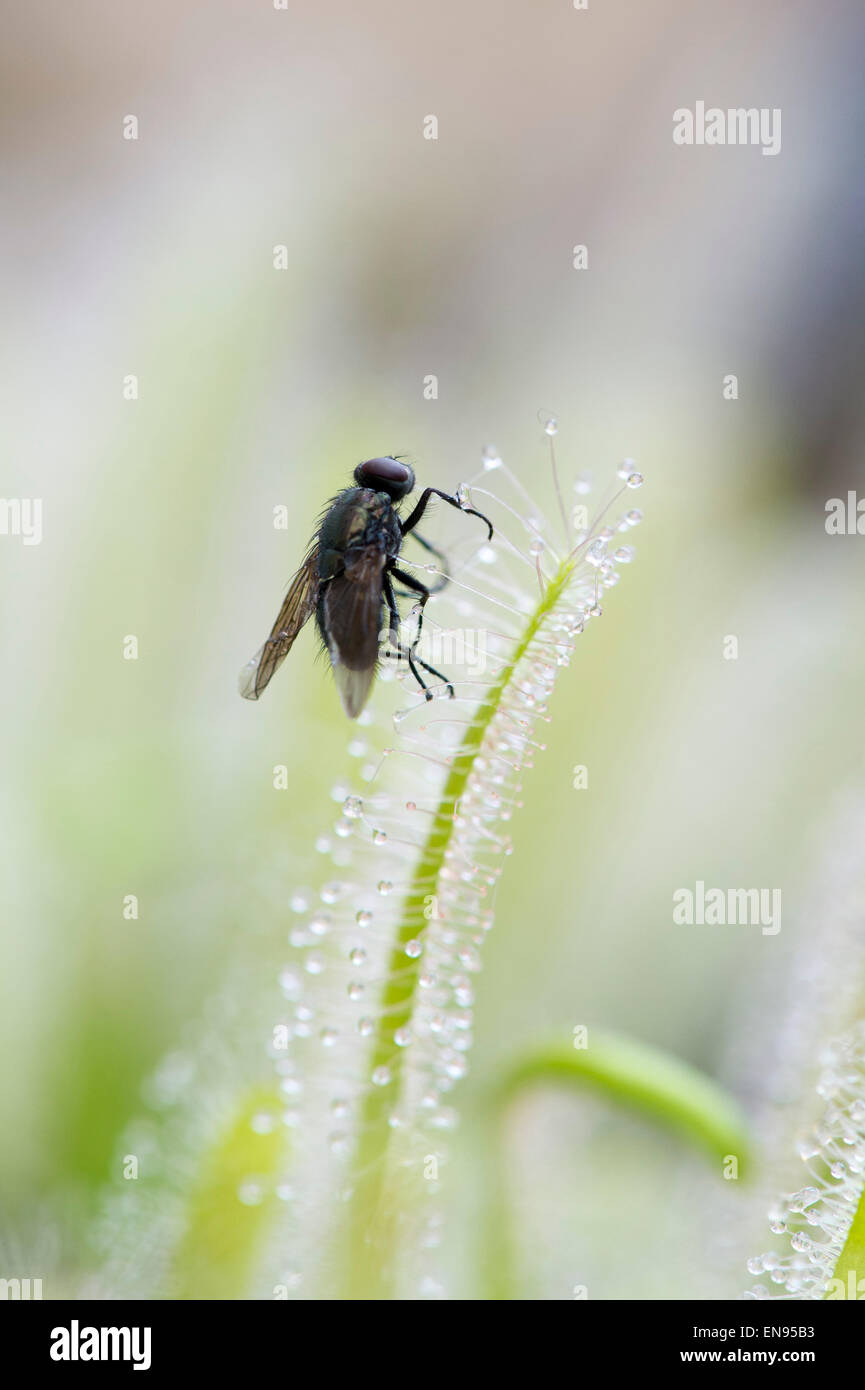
[{"x1": 317, "y1": 487, "x2": 400, "y2": 564}]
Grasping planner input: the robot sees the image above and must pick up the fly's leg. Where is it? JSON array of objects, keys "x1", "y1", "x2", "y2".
[
  {"x1": 400, "y1": 486, "x2": 494, "y2": 542},
  {"x1": 397, "y1": 529, "x2": 449, "y2": 596},
  {"x1": 390, "y1": 565, "x2": 432, "y2": 655},
  {"x1": 382, "y1": 572, "x2": 454, "y2": 701},
  {"x1": 392, "y1": 566, "x2": 455, "y2": 698}
]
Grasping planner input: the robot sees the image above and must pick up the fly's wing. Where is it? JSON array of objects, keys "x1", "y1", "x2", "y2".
[
  {"x1": 239, "y1": 544, "x2": 320, "y2": 699},
  {"x1": 322, "y1": 545, "x2": 385, "y2": 719}
]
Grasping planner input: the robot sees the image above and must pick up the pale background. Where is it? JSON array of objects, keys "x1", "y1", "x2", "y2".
[{"x1": 2, "y1": 0, "x2": 865, "y2": 1297}]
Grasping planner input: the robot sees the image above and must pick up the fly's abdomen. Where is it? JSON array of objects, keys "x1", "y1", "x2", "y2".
[{"x1": 317, "y1": 533, "x2": 387, "y2": 717}]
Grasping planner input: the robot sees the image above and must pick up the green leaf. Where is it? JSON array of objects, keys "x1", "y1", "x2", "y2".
[
  {"x1": 481, "y1": 1030, "x2": 750, "y2": 1299},
  {"x1": 495, "y1": 1032, "x2": 750, "y2": 1167}
]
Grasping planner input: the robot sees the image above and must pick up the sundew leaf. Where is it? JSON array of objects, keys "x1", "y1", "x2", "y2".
[
  {"x1": 830, "y1": 1186, "x2": 865, "y2": 1297},
  {"x1": 269, "y1": 434, "x2": 650, "y2": 1298},
  {"x1": 747, "y1": 1022, "x2": 865, "y2": 1300}
]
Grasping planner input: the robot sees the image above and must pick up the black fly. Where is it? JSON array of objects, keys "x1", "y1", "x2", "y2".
[{"x1": 239, "y1": 457, "x2": 494, "y2": 718}]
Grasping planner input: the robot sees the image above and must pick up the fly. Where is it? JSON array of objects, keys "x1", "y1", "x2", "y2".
[{"x1": 239, "y1": 457, "x2": 494, "y2": 718}]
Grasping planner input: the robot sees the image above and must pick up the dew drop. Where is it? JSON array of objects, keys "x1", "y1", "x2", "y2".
[
  {"x1": 279, "y1": 969, "x2": 301, "y2": 997},
  {"x1": 343, "y1": 795, "x2": 363, "y2": 819},
  {"x1": 371, "y1": 1066, "x2": 392, "y2": 1087},
  {"x1": 250, "y1": 1111, "x2": 276, "y2": 1135},
  {"x1": 428, "y1": 1107, "x2": 459, "y2": 1131},
  {"x1": 795, "y1": 1137, "x2": 821, "y2": 1161},
  {"x1": 329, "y1": 1131, "x2": 351, "y2": 1155},
  {"x1": 789, "y1": 1186, "x2": 820, "y2": 1211},
  {"x1": 481, "y1": 445, "x2": 502, "y2": 471}
]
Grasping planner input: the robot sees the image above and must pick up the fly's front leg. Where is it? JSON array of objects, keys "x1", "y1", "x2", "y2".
[{"x1": 400, "y1": 487, "x2": 494, "y2": 542}]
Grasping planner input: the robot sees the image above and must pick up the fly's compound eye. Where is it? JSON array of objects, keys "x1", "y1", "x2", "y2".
[{"x1": 354, "y1": 457, "x2": 415, "y2": 498}]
